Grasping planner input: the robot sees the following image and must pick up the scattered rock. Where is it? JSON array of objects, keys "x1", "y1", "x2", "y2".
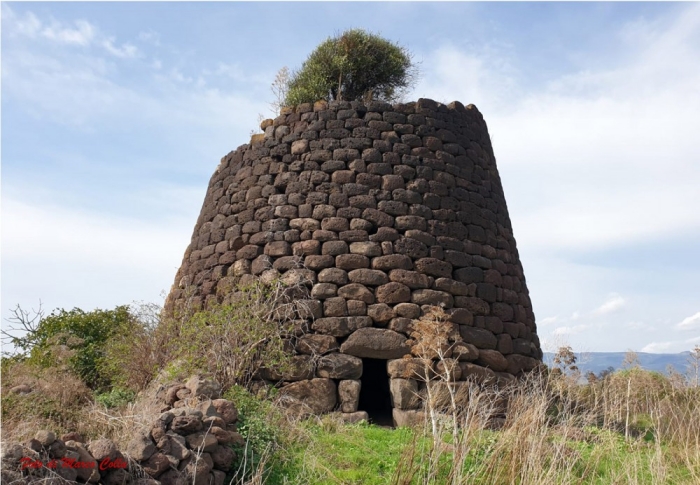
[
  {"x1": 34, "y1": 430, "x2": 56, "y2": 447},
  {"x1": 126, "y1": 431, "x2": 157, "y2": 461},
  {"x1": 339, "y1": 411, "x2": 369, "y2": 424},
  {"x1": 185, "y1": 375, "x2": 221, "y2": 399},
  {"x1": 61, "y1": 432, "x2": 84, "y2": 443},
  {"x1": 10, "y1": 384, "x2": 32, "y2": 395},
  {"x1": 87, "y1": 439, "x2": 119, "y2": 462}
]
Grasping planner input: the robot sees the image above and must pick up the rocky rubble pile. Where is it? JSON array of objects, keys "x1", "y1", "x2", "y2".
[{"x1": 1, "y1": 376, "x2": 242, "y2": 485}]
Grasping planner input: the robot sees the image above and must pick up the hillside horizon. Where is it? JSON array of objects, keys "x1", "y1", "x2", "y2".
[{"x1": 543, "y1": 351, "x2": 694, "y2": 376}]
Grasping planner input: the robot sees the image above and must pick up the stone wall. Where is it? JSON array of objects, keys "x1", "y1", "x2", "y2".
[{"x1": 165, "y1": 98, "x2": 541, "y2": 422}]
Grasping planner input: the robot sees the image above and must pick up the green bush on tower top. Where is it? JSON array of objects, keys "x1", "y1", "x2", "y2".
[{"x1": 284, "y1": 29, "x2": 418, "y2": 106}]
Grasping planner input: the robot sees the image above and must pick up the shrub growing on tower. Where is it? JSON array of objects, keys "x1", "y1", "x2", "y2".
[{"x1": 284, "y1": 29, "x2": 418, "y2": 105}]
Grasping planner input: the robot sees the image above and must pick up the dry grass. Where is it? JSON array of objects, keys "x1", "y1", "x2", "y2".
[
  {"x1": 1, "y1": 361, "x2": 93, "y2": 443},
  {"x1": 1, "y1": 362, "x2": 164, "y2": 451},
  {"x1": 386, "y1": 367, "x2": 700, "y2": 484},
  {"x1": 380, "y1": 306, "x2": 699, "y2": 484}
]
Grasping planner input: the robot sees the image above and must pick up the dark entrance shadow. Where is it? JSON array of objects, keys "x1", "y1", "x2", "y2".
[{"x1": 359, "y1": 358, "x2": 393, "y2": 427}]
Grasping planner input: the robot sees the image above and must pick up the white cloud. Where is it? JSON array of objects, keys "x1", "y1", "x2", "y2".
[
  {"x1": 641, "y1": 333, "x2": 700, "y2": 353},
  {"x1": 641, "y1": 341, "x2": 674, "y2": 353},
  {"x1": 539, "y1": 316, "x2": 559, "y2": 326},
  {"x1": 7, "y1": 9, "x2": 42, "y2": 38},
  {"x1": 553, "y1": 325, "x2": 590, "y2": 336},
  {"x1": 627, "y1": 321, "x2": 653, "y2": 331},
  {"x1": 2, "y1": 40, "x2": 267, "y2": 137},
  {"x1": 101, "y1": 38, "x2": 140, "y2": 59},
  {"x1": 41, "y1": 19, "x2": 95, "y2": 46},
  {"x1": 413, "y1": 43, "x2": 519, "y2": 113},
  {"x1": 138, "y1": 30, "x2": 160, "y2": 45},
  {"x1": 3, "y1": 5, "x2": 143, "y2": 59},
  {"x1": 594, "y1": 295, "x2": 626, "y2": 316},
  {"x1": 677, "y1": 312, "x2": 700, "y2": 331},
  {"x1": 3, "y1": 6, "x2": 96, "y2": 46}
]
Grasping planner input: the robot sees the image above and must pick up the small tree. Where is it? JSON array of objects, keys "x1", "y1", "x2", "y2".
[
  {"x1": 552, "y1": 345, "x2": 578, "y2": 375},
  {"x1": 284, "y1": 29, "x2": 418, "y2": 106},
  {"x1": 622, "y1": 349, "x2": 640, "y2": 369},
  {"x1": 1, "y1": 304, "x2": 132, "y2": 390}
]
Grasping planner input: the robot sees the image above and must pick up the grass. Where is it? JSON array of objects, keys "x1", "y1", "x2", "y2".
[
  {"x1": 261, "y1": 417, "x2": 697, "y2": 485},
  {"x1": 274, "y1": 420, "x2": 418, "y2": 484}
]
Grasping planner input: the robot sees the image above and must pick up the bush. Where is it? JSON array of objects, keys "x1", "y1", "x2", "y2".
[
  {"x1": 3, "y1": 305, "x2": 132, "y2": 390},
  {"x1": 285, "y1": 29, "x2": 417, "y2": 105},
  {"x1": 160, "y1": 280, "x2": 306, "y2": 391},
  {"x1": 223, "y1": 385, "x2": 286, "y2": 483},
  {"x1": 99, "y1": 302, "x2": 168, "y2": 392}
]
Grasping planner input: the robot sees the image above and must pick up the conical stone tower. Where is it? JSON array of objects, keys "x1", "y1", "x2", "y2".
[{"x1": 166, "y1": 98, "x2": 541, "y2": 424}]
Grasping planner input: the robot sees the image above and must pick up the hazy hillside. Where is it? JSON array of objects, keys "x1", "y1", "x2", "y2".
[{"x1": 543, "y1": 351, "x2": 693, "y2": 375}]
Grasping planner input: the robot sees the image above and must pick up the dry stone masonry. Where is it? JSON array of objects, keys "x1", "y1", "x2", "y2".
[{"x1": 166, "y1": 98, "x2": 542, "y2": 424}]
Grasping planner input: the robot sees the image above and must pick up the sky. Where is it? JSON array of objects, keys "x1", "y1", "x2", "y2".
[{"x1": 2, "y1": 2, "x2": 699, "y2": 354}]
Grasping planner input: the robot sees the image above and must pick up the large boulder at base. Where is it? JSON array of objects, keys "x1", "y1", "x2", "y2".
[
  {"x1": 390, "y1": 378, "x2": 420, "y2": 410},
  {"x1": 506, "y1": 354, "x2": 540, "y2": 375}
]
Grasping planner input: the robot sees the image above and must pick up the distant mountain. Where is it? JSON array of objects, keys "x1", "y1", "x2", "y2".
[{"x1": 542, "y1": 352, "x2": 693, "y2": 376}]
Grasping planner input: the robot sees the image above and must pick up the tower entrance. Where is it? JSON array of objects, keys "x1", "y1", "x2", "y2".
[{"x1": 359, "y1": 358, "x2": 393, "y2": 426}]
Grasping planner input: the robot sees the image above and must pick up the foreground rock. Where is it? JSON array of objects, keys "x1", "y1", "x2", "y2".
[{"x1": 1, "y1": 376, "x2": 241, "y2": 485}]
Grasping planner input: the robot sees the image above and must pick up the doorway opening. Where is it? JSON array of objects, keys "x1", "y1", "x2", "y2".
[{"x1": 359, "y1": 358, "x2": 393, "y2": 426}]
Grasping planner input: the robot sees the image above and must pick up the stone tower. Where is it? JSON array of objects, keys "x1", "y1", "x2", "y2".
[{"x1": 166, "y1": 98, "x2": 541, "y2": 424}]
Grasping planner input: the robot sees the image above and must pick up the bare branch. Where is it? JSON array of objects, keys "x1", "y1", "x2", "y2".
[{"x1": 1, "y1": 302, "x2": 45, "y2": 356}]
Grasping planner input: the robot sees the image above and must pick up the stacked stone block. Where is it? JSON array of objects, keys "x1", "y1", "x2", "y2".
[{"x1": 166, "y1": 98, "x2": 541, "y2": 421}]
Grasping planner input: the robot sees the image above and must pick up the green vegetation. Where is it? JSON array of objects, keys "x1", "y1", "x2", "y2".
[
  {"x1": 161, "y1": 283, "x2": 297, "y2": 390},
  {"x1": 223, "y1": 385, "x2": 288, "y2": 483},
  {"x1": 3, "y1": 292, "x2": 699, "y2": 483},
  {"x1": 277, "y1": 421, "x2": 420, "y2": 484},
  {"x1": 1, "y1": 279, "x2": 304, "y2": 443},
  {"x1": 2, "y1": 305, "x2": 132, "y2": 390},
  {"x1": 284, "y1": 29, "x2": 417, "y2": 106},
  {"x1": 94, "y1": 387, "x2": 136, "y2": 409},
  {"x1": 266, "y1": 423, "x2": 695, "y2": 485}
]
